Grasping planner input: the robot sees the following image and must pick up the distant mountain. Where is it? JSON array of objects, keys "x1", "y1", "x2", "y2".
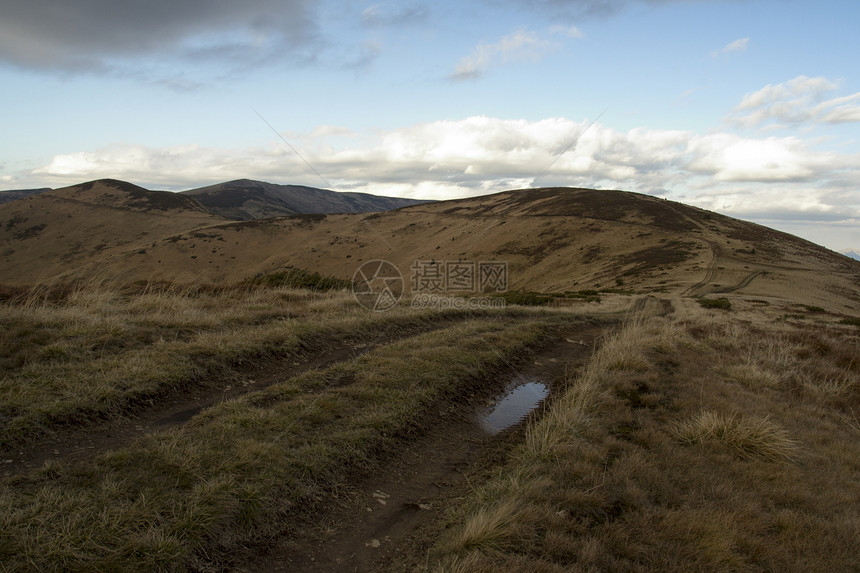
[
  {"x1": 181, "y1": 179, "x2": 429, "y2": 220},
  {"x1": 60, "y1": 179, "x2": 212, "y2": 213},
  {"x1": 842, "y1": 250, "x2": 860, "y2": 261},
  {"x1": 0, "y1": 188, "x2": 51, "y2": 205}
]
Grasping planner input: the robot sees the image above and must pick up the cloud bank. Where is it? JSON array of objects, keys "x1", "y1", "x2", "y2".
[
  {"x1": 5, "y1": 74, "x2": 858, "y2": 249},
  {"x1": 727, "y1": 76, "x2": 860, "y2": 128},
  {"x1": 24, "y1": 115, "x2": 859, "y2": 224},
  {"x1": 0, "y1": 0, "x2": 318, "y2": 74}
]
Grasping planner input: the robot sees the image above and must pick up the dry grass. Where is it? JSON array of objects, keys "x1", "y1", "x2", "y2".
[
  {"x1": 7, "y1": 185, "x2": 858, "y2": 316},
  {"x1": 0, "y1": 315, "x2": 551, "y2": 571},
  {"x1": 0, "y1": 281, "x2": 525, "y2": 448},
  {"x1": 428, "y1": 304, "x2": 860, "y2": 572},
  {"x1": 721, "y1": 361, "x2": 781, "y2": 388},
  {"x1": 672, "y1": 410, "x2": 799, "y2": 462},
  {"x1": 3, "y1": 280, "x2": 859, "y2": 570},
  {"x1": 440, "y1": 498, "x2": 525, "y2": 554}
]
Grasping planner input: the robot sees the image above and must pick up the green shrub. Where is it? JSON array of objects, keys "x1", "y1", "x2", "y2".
[
  {"x1": 496, "y1": 291, "x2": 553, "y2": 306},
  {"x1": 698, "y1": 297, "x2": 732, "y2": 311},
  {"x1": 247, "y1": 267, "x2": 352, "y2": 291}
]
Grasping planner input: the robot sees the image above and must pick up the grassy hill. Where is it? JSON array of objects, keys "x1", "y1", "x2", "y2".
[
  {"x1": 0, "y1": 179, "x2": 225, "y2": 284},
  {"x1": 1, "y1": 181, "x2": 859, "y2": 571},
  {"x1": 3, "y1": 183, "x2": 858, "y2": 313}
]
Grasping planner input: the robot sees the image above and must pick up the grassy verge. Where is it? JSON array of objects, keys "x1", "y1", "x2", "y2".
[
  {"x1": 0, "y1": 284, "x2": 531, "y2": 448},
  {"x1": 0, "y1": 317, "x2": 549, "y2": 571},
  {"x1": 427, "y1": 310, "x2": 860, "y2": 571}
]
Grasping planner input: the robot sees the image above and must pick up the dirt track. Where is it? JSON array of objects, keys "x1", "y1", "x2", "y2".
[
  {"x1": 238, "y1": 324, "x2": 606, "y2": 572},
  {"x1": 2, "y1": 320, "x2": 456, "y2": 478},
  {"x1": 715, "y1": 270, "x2": 764, "y2": 294}
]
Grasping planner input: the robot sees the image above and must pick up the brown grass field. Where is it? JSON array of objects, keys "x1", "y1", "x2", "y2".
[
  {"x1": 3, "y1": 181, "x2": 859, "y2": 313},
  {"x1": 428, "y1": 303, "x2": 859, "y2": 571},
  {"x1": 1, "y1": 182, "x2": 860, "y2": 571}
]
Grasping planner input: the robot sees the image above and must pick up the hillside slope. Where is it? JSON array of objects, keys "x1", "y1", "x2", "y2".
[
  {"x1": 0, "y1": 179, "x2": 226, "y2": 282},
  {"x1": 0, "y1": 188, "x2": 51, "y2": 206},
  {"x1": 182, "y1": 179, "x2": 427, "y2": 220},
  {"x1": 3, "y1": 184, "x2": 857, "y2": 312}
]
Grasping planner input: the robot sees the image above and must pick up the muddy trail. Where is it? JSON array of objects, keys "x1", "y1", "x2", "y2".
[
  {"x1": 1, "y1": 318, "x2": 462, "y2": 478},
  {"x1": 714, "y1": 269, "x2": 764, "y2": 294},
  {"x1": 237, "y1": 324, "x2": 606, "y2": 573}
]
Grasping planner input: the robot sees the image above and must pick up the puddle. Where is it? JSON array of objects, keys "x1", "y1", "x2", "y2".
[{"x1": 478, "y1": 376, "x2": 549, "y2": 435}]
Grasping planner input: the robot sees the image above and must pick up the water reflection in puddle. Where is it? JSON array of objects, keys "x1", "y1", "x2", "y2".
[{"x1": 479, "y1": 376, "x2": 549, "y2": 435}]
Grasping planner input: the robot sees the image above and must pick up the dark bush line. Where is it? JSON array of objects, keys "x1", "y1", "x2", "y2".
[
  {"x1": 698, "y1": 297, "x2": 732, "y2": 311},
  {"x1": 494, "y1": 289, "x2": 602, "y2": 306},
  {"x1": 246, "y1": 266, "x2": 353, "y2": 291}
]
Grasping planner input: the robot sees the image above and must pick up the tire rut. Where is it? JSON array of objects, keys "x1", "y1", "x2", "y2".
[
  {"x1": 683, "y1": 241, "x2": 721, "y2": 297},
  {"x1": 1, "y1": 319, "x2": 457, "y2": 478},
  {"x1": 238, "y1": 324, "x2": 607, "y2": 573},
  {"x1": 713, "y1": 270, "x2": 763, "y2": 294},
  {"x1": 661, "y1": 202, "x2": 722, "y2": 298}
]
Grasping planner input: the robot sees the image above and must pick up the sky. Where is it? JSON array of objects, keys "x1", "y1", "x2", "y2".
[{"x1": 1, "y1": 0, "x2": 859, "y2": 252}]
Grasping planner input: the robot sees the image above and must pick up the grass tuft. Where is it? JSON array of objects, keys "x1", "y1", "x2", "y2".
[
  {"x1": 722, "y1": 362, "x2": 780, "y2": 388},
  {"x1": 673, "y1": 411, "x2": 799, "y2": 463},
  {"x1": 438, "y1": 499, "x2": 524, "y2": 554}
]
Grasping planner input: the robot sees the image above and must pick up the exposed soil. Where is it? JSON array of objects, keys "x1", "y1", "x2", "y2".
[
  {"x1": 1, "y1": 321, "x2": 455, "y2": 478},
  {"x1": 714, "y1": 270, "x2": 764, "y2": 294},
  {"x1": 682, "y1": 240, "x2": 720, "y2": 297},
  {"x1": 235, "y1": 324, "x2": 606, "y2": 573}
]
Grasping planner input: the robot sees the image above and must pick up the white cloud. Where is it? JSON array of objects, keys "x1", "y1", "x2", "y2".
[
  {"x1": 452, "y1": 30, "x2": 557, "y2": 81},
  {"x1": 550, "y1": 25, "x2": 584, "y2": 39},
  {"x1": 816, "y1": 93, "x2": 860, "y2": 123},
  {"x1": 711, "y1": 37, "x2": 748, "y2": 57},
  {"x1": 727, "y1": 75, "x2": 860, "y2": 128},
  {"x1": 19, "y1": 115, "x2": 859, "y2": 250},
  {"x1": 30, "y1": 143, "x2": 304, "y2": 190},
  {"x1": 21, "y1": 117, "x2": 857, "y2": 221},
  {"x1": 686, "y1": 134, "x2": 824, "y2": 182}
]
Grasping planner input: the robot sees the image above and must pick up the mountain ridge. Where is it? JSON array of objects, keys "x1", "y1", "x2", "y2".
[
  {"x1": 181, "y1": 179, "x2": 429, "y2": 220},
  {"x1": 841, "y1": 249, "x2": 860, "y2": 262},
  {"x1": 0, "y1": 188, "x2": 51, "y2": 205},
  {"x1": 2, "y1": 181, "x2": 858, "y2": 314},
  {"x1": 0, "y1": 178, "x2": 429, "y2": 220}
]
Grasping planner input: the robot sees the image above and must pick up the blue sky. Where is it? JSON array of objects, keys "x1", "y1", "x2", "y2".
[{"x1": 1, "y1": 0, "x2": 858, "y2": 252}]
